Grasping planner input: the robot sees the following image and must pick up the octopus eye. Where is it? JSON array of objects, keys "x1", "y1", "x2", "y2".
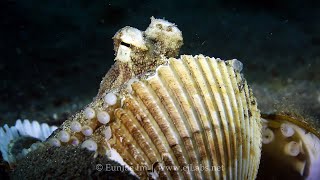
[
  {"x1": 120, "y1": 41, "x2": 131, "y2": 48},
  {"x1": 156, "y1": 23, "x2": 163, "y2": 29}
]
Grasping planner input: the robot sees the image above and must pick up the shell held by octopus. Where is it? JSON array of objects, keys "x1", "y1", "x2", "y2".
[{"x1": 48, "y1": 17, "x2": 262, "y2": 180}]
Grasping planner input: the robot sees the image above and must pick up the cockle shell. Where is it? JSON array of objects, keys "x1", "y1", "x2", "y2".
[
  {"x1": 111, "y1": 55, "x2": 261, "y2": 179},
  {"x1": 47, "y1": 17, "x2": 262, "y2": 179}
]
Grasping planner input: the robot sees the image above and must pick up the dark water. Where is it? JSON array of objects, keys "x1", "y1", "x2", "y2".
[{"x1": 1, "y1": 0, "x2": 319, "y2": 124}]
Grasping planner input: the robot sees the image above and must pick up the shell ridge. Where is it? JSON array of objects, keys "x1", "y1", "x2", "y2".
[
  {"x1": 207, "y1": 57, "x2": 234, "y2": 179},
  {"x1": 123, "y1": 105, "x2": 172, "y2": 179},
  {"x1": 114, "y1": 109, "x2": 154, "y2": 171},
  {"x1": 226, "y1": 65, "x2": 246, "y2": 180},
  {"x1": 200, "y1": 56, "x2": 230, "y2": 180},
  {"x1": 235, "y1": 74, "x2": 251, "y2": 180},
  {"x1": 242, "y1": 81, "x2": 256, "y2": 180},
  {"x1": 246, "y1": 85, "x2": 261, "y2": 180},
  {"x1": 122, "y1": 96, "x2": 174, "y2": 179},
  {"x1": 111, "y1": 128, "x2": 144, "y2": 176},
  {"x1": 218, "y1": 60, "x2": 244, "y2": 180},
  {"x1": 244, "y1": 83, "x2": 254, "y2": 180},
  {"x1": 197, "y1": 55, "x2": 238, "y2": 180},
  {"x1": 132, "y1": 81, "x2": 185, "y2": 179},
  {"x1": 170, "y1": 56, "x2": 218, "y2": 179},
  {"x1": 150, "y1": 72, "x2": 200, "y2": 179},
  {"x1": 113, "y1": 121, "x2": 149, "y2": 177},
  {"x1": 182, "y1": 55, "x2": 228, "y2": 180},
  {"x1": 177, "y1": 55, "x2": 217, "y2": 179},
  {"x1": 195, "y1": 55, "x2": 231, "y2": 180},
  {"x1": 214, "y1": 60, "x2": 238, "y2": 179},
  {"x1": 130, "y1": 94, "x2": 181, "y2": 179},
  {"x1": 161, "y1": 58, "x2": 205, "y2": 179},
  {"x1": 147, "y1": 74, "x2": 194, "y2": 179},
  {"x1": 143, "y1": 80, "x2": 193, "y2": 179}
]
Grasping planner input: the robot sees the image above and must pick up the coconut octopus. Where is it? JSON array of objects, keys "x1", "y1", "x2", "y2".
[{"x1": 1, "y1": 17, "x2": 319, "y2": 180}]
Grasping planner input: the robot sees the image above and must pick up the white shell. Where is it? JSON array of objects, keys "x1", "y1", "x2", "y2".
[{"x1": 0, "y1": 119, "x2": 57, "y2": 164}]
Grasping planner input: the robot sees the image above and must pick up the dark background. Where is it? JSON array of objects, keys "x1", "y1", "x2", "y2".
[{"x1": 1, "y1": 0, "x2": 320, "y2": 125}]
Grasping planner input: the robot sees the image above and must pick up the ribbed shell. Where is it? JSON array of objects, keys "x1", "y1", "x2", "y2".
[{"x1": 109, "y1": 55, "x2": 262, "y2": 180}]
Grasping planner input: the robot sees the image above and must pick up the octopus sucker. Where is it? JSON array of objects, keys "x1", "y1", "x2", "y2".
[{"x1": 258, "y1": 113, "x2": 320, "y2": 180}]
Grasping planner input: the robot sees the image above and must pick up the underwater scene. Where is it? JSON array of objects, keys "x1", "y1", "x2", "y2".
[{"x1": 1, "y1": 0, "x2": 319, "y2": 179}]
